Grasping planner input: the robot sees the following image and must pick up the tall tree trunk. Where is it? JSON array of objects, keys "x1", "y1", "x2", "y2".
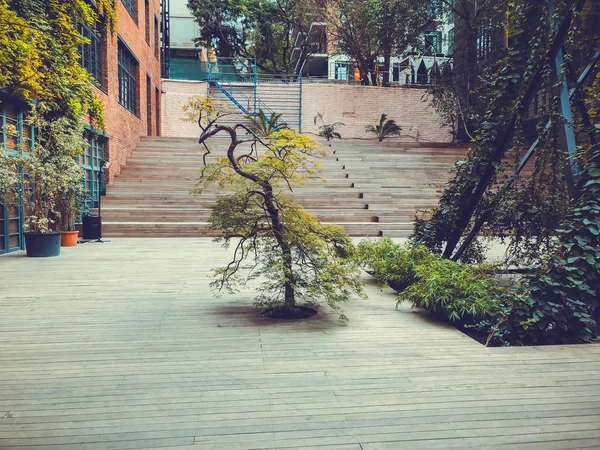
[
  {"x1": 360, "y1": 62, "x2": 371, "y2": 85},
  {"x1": 383, "y1": 47, "x2": 392, "y2": 86},
  {"x1": 369, "y1": 59, "x2": 378, "y2": 86},
  {"x1": 263, "y1": 183, "x2": 296, "y2": 311}
]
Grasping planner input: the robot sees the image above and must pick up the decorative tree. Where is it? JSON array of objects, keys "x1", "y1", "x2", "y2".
[{"x1": 189, "y1": 98, "x2": 365, "y2": 319}]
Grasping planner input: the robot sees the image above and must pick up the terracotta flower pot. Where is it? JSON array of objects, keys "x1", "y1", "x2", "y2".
[{"x1": 61, "y1": 230, "x2": 79, "y2": 247}]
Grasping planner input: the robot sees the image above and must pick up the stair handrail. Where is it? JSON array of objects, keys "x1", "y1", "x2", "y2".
[{"x1": 211, "y1": 80, "x2": 249, "y2": 115}]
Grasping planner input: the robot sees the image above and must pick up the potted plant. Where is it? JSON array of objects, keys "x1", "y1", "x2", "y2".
[
  {"x1": 22, "y1": 107, "x2": 86, "y2": 257},
  {"x1": 56, "y1": 157, "x2": 85, "y2": 246}
]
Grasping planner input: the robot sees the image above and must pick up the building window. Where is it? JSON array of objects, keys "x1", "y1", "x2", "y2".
[
  {"x1": 146, "y1": 75, "x2": 152, "y2": 136},
  {"x1": 334, "y1": 62, "x2": 350, "y2": 80},
  {"x1": 80, "y1": 131, "x2": 106, "y2": 212},
  {"x1": 121, "y1": 0, "x2": 136, "y2": 22},
  {"x1": 155, "y1": 86, "x2": 160, "y2": 136},
  {"x1": 424, "y1": 32, "x2": 442, "y2": 54},
  {"x1": 118, "y1": 41, "x2": 139, "y2": 114},
  {"x1": 145, "y1": 0, "x2": 150, "y2": 44},
  {"x1": 447, "y1": 28, "x2": 455, "y2": 56},
  {"x1": 78, "y1": 23, "x2": 103, "y2": 86},
  {"x1": 0, "y1": 100, "x2": 33, "y2": 255},
  {"x1": 154, "y1": 15, "x2": 159, "y2": 59}
]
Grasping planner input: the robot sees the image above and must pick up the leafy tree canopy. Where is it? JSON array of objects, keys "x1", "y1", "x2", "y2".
[
  {"x1": 0, "y1": 0, "x2": 115, "y2": 125},
  {"x1": 187, "y1": 0, "x2": 322, "y2": 74},
  {"x1": 321, "y1": 0, "x2": 435, "y2": 85}
]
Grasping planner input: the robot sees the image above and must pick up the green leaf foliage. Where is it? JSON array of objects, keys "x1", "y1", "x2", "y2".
[
  {"x1": 357, "y1": 238, "x2": 434, "y2": 291},
  {"x1": 246, "y1": 109, "x2": 288, "y2": 137},
  {"x1": 0, "y1": 0, "x2": 115, "y2": 126},
  {"x1": 186, "y1": 0, "x2": 321, "y2": 74},
  {"x1": 365, "y1": 114, "x2": 401, "y2": 142},
  {"x1": 358, "y1": 239, "x2": 502, "y2": 327},
  {"x1": 190, "y1": 99, "x2": 365, "y2": 318}
]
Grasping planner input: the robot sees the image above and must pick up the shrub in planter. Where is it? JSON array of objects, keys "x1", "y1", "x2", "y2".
[
  {"x1": 359, "y1": 239, "x2": 506, "y2": 340},
  {"x1": 314, "y1": 112, "x2": 344, "y2": 141},
  {"x1": 246, "y1": 109, "x2": 288, "y2": 137},
  {"x1": 357, "y1": 239, "x2": 435, "y2": 292},
  {"x1": 396, "y1": 257, "x2": 502, "y2": 324},
  {"x1": 19, "y1": 107, "x2": 86, "y2": 255}
]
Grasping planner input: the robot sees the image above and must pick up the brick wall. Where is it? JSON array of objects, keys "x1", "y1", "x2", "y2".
[
  {"x1": 160, "y1": 80, "x2": 452, "y2": 144},
  {"x1": 95, "y1": 0, "x2": 163, "y2": 184},
  {"x1": 161, "y1": 80, "x2": 208, "y2": 138},
  {"x1": 302, "y1": 84, "x2": 452, "y2": 143}
]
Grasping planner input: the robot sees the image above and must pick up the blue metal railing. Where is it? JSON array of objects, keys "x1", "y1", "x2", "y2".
[
  {"x1": 211, "y1": 81, "x2": 250, "y2": 115},
  {"x1": 206, "y1": 57, "x2": 302, "y2": 131}
]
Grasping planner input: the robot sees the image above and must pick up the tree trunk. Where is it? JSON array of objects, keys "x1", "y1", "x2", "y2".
[
  {"x1": 359, "y1": 62, "x2": 371, "y2": 85},
  {"x1": 369, "y1": 60, "x2": 378, "y2": 86},
  {"x1": 263, "y1": 183, "x2": 296, "y2": 312},
  {"x1": 382, "y1": 48, "x2": 392, "y2": 87}
]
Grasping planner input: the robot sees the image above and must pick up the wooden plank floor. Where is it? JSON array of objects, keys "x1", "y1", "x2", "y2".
[{"x1": 1, "y1": 238, "x2": 599, "y2": 450}]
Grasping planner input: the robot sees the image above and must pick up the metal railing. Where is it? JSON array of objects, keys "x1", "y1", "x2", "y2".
[{"x1": 206, "y1": 58, "x2": 302, "y2": 132}]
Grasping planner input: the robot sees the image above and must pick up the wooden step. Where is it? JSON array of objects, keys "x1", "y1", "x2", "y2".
[{"x1": 102, "y1": 137, "x2": 467, "y2": 237}]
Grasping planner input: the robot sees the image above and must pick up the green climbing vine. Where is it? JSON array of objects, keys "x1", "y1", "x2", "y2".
[
  {"x1": 414, "y1": 0, "x2": 600, "y2": 344},
  {"x1": 0, "y1": 0, "x2": 116, "y2": 127}
]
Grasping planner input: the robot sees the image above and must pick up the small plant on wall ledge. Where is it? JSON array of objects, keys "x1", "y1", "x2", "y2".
[
  {"x1": 246, "y1": 109, "x2": 288, "y2": 137},
  {"x1": 186, "y1": 97, "x2": 365, "y2": 320},
  {"x1": 314, "y1": 112, "x2": 344, "y2": 142},
  {"x1": 366, "y1": 114, "x2": 401, "y2": 142}
]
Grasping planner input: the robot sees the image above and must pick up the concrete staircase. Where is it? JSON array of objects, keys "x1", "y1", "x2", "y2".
[{"x1": 102, "y1": 137, "x2": 465, "y2": 238}]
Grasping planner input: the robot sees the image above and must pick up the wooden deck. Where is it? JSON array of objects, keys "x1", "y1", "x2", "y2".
[{"x1": 1, "y1": 238, "x2": 599, "y2": 450}]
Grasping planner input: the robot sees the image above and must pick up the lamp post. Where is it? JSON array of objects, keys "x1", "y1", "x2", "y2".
[{"x1": 94, "y1": 159, "x2": 111, "y2": 242}]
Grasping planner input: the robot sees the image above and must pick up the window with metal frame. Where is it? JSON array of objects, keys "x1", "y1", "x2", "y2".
[
  {"x1": 79, "y1": 131, "x2": 106, "y2": 215},
  {"x1": 78, "y1": 23, "x2": 104, "y2": 87},
  {"x1": 145, "y1": 0, "x2": 150, "y2": 44},
  {"x1": 0, "y1": 100, "x2": 34, "y2": 255},
  {"x1": 154, "y1": 15, "x2": 159, "y2": 59},
  {"x1": 121, "y1": 0, "x2": 136, "y2": 21},
  {"x1": 118, "y1": 41, "x2": 138, "y2": 114},
  {"x1": 424, "y1": 32, "x2": 442, "y2": 54}
]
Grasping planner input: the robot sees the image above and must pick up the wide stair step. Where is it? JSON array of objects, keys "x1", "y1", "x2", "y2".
[{"x1": 102, "y1": 136, "x2": 466, "y2": 238}]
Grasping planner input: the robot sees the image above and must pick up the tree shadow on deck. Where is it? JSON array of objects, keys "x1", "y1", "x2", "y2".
[{"x1": 211, "y1": 303, "x2": 351, "y2": 332}]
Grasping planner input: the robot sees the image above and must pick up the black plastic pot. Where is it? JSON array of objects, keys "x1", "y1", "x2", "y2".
[{"x1": 24, "y1": 232, "x2": 61, "y2": 257}]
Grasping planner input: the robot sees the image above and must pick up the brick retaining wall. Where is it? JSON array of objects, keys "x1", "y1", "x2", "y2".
[{"x1": 161, "y1": 80, "x2": 453, "y2": 144}]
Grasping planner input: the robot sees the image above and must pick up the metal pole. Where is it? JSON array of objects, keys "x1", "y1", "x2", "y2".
[
  {"x1": 451, "y1": 46, "x2": 600, "y2": 261},
  {"x1": 440, "y1": 1, "x2": 582, "y2": 259},
  {"x1": 549, "y1": 0, "x2": 581, "y2": 199},
  {"x1": 253, "y1": 57, "x2": 257, "y2": 119},
  {"x1": 299, "y1": 72, "x2": 303, "y2": 133}
]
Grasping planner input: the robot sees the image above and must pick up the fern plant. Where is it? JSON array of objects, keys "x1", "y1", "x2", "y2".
[
  {"x1": 366, "y1": 114, "x2": 401, "y2": 142},
  {"x1": 247, "y1": 109, "x2": 288, "y2": 136}
]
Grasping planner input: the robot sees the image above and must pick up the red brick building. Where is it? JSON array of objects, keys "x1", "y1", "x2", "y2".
[
  {"x1": 0, "y1": 0, "x2": 163, "y2": 255},
  {"x1": 92, "y1": 0, "x2": 163, "y2": 184}
]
